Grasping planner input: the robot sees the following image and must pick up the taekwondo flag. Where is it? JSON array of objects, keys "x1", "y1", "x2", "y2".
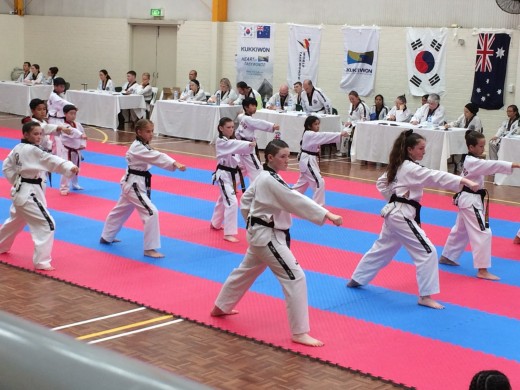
[
  {"x1": 340, "y1": 26, "x2": 380, "y2": 96},
  {"x1": 287, "y1": 24, "x2": 323, "y2": 85},
  {"x1": 406, "y1": 28, "x2": 447, "y2": 96},
  {"x1": 471, "y1": 32, "x2": 511, "y2": 110}
]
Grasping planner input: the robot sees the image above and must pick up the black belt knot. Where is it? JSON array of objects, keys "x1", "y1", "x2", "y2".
[
  {"x1": 126, "y1": 169, "x2": 152, "y2": 198},
  {"x1": 21, "y1": 177, "x2": 43, "y2": 188},
  {"x1": 247, "y1": 216, "x2": 291, "y2": 248},
  {"x1": 390, "y1": 194, "x2": 422, "y2": 225},
  {"x1": 214, "y1": 164, "x2": 245, "y2": 193}
]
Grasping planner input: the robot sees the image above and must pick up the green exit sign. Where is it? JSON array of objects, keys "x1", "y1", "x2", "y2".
[{"x1": 150, "y1": 8, "x2": 163, "y2": 17}]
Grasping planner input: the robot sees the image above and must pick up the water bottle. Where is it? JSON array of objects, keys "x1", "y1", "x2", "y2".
[
  {"x1": 173, "y1": 90, "x2": 179, "y2": 100},
  {"x1": 216, "y1": 91, "x2": 221, "y2": 106},
  {"x1": 274, "y1": 130, "x2": 281, "y2": 140},
  {"x1": 287, "y1": 96, "x2": 293, "y2": 111},
  {"x1": 263, "y1": 97, "x2": 268, "y2": 109}
]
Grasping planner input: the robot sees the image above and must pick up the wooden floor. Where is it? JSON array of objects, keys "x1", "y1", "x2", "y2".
[{"x1": 1, "y1": 113, "x2": 518, "y2": 390}]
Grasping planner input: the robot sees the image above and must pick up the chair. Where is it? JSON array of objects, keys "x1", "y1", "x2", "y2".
[
  {"x1": 115, "y1": 86, "x2": 122, "y2": 93},
  {"x1": 148, "y1": 87, "x2": 159, "y2": 119}
]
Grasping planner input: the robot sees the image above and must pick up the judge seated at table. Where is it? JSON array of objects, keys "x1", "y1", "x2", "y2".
[
  {"x1": 266, "y1": 83, "x2": 296, "y2": 111},
  {"x1": 489, "y1": 104, "x2": 520, "y2": 160},
  {"x1": 130, "y1": 72, "x2": 153, "y2": 121},
  {"x1": 25, "y1": 64, "x2": 44, "y2": 85},
  {"x1": 16, "y1": 61, "x2": 31, "y2": 83},
  {"x1": 232, "y1": 81, "x2": 262, "y2": 107},
  {"x1": 301, "y1": 79, "x2": 332, "y2": 115},
  {"x1": 386, "y1": 95, "x2": 411, "y2": 122},
  {"x1": 444, "y1": 103, "x2": 482, "y2": 132},
  {"x1": 179, "y1": 79, "x2": 206, "y2": 102},
  {"x1": 410, "y1": 93, "x2": 446, "y2": 126},
  {"x1": 207, "y1": 77, "x2": 238, "y2": 104}
]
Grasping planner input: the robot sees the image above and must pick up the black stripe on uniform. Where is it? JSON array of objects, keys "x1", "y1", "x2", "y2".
[
  {"x1": 404, "y1": 217, "x2": 431, "y2": 253},
  {"x1": 473, "y1": 206, "x2": 486, "y2": 231},
  {"x1": 132, "y1": 183, "x2": 153, "y2": 216},
  {"x1": 307, "y1": 161, "x2": 320, "y2": 188},
  {"x1": 218, "y1": 178, "x2": 231, "y2": 206},
  {"x1": 267, "y1": 241, "x2": 295, "y2": 280},
  {"x1": 31, "y1": 194, "x2": 54, "y2": 231}
]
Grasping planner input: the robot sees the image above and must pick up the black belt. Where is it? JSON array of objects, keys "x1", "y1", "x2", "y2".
[
  {"x1": 390, "y1": 194, "x2": 422, "y2": 225},
  {"x1": 214, "y1": 164, "x2": 245, "y2": 193},
  {"x1": 126, "y1": 169, "x2": 152, "y2": 198},
  {"x1": 21, "y1": 177, "x2": 43, "y2": 187},
  {"x1": 49, "y1": 116, "x2": 65, "y2": 119},
  {"x1": 301, "y1": 149, "x2": 319, "y2": 156},
  {"x1": 247, "y1": 216, "x2": 291, "y2": 248},
  {"x1": 459, "y1": 186, "x2": 489, "y2": 228}
]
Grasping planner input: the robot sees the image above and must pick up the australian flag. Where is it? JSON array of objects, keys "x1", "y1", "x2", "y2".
[
  {"x1": 471, "y1": 33, "x2": 511, "y2": 110},
  {"x1": 256, "y1": 25, "x2": 270, "y2": 39}
]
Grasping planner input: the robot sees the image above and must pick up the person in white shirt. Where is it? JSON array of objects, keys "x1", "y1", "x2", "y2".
[
  {"x1": 47, "y1": 78, "x2": 73, "y2": 124},
  {"x1": 445, "y1": 103, "x2": 482, "y2": 132},
  {"x1": 208, "y1": 77, "x2": 238, "y2": 104},
  {"x1": 43, "y1": 66, "x2": 59, "y2": 86},
  {"x1": 369, "y1": 94, "x2": 389, "y2": 120},
  {"x1": 336, "y1": 90, "x2": 370, "y2": 157},
  {"x1": 25, "y1": 64, "x2": 44, "y2": 85},
  {"x1": 300, "y1": 79, "x2": 332, "y2": 115},
  {"x1": 266, "y1": 84, "x2": 296, "y2": 111},
  {"x1": 293, "y1": 81, "x2": 304, "y2": 111},
  {"x1": 119, "y1": 70, "x2": 139, "y2": 129},
  {"x1": 179, "y1": 79, "x2": 206, "y2": 102},
  {"x1": 386, "y1": 95, "x2": 411, "y2": 122},
  {"x1": 130, "y1": 72, "x2": 154, "y2": 121},
  {"x1": 97, "y1": 69, "x2": 115, "y2": 92},
  {"x1": 16, "y1": 61, "x2": 31, "y2": 82},
  {"x1": 180, "y1": 69, "x2": 200, "y2": 99},
  {"x1": 211, "y1": 139, "x2": 343, "y2": 347},
  {"x1": 410, "y1": 93, "x2": 446, "y2": 126},
  {"x1": 232, "y1": 81, "x2": 263, "y2": 107},
  {"x1": 488, "y1": 104, "x2": 520, "y2": 160}
]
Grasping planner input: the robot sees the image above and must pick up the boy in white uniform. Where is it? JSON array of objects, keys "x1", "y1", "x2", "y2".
[
  {"x1": 235, "y1": 97, "x2": 280, "y2": 183},
  {"x1": 440, "y1": 130, "x2": 520, "y2": 280},
  {"x1": 100, "y1": 119, "x2": 186, "y2": 258},
  {"x1": 0, "y1": 122, "x2": 78, "y2": 270},
  {"x1": 210, "y1": 117, "x2": 256, "y2": 243},
  {"x1": 59, "y1": 105, "x2": 88, "y2": 195},
  {"x1": 47, "y1": 77, "x2": 73, "y2": 125},
  {"x1": 211, "y1": 140, "x2": 343, "y2": 347}
]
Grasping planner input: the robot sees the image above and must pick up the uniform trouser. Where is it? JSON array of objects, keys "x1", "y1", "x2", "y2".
[
  {"x1": 241, "y1": 155, "x2": 262, "y2": 183},
  {"x1": 442, "y1": 206, "x2": 492, "y2": 269},
  {"x1": 488, "y1": 140, "x2": 500, "y2": 160},
  {"x1": 215, "y1": 237, "x2": 310, "y2": 335},
  {"x1": 292, "y1": 168, "x2": 325, "y2": 206},
  {"x1": 517, "y1": 228, "x2": 520, "y2": 238},
  {"x1": 210, "y1": 179, "x2": 238, "y2": 235},
  {"x1": 0, "y1": 199, "x2": 55, "y2": 269},
  {"x1": 101, "y1": 186, "x2": 160, "y2": 250},
  {"x1": 59, "y1": 149, "x2": 80, "y2": 191},
  {"x1": 351, "y1": 212, "x2": 440, "y2": 297}
]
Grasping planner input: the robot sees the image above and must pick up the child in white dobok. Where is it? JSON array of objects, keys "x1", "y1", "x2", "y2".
[
  {"x1": 210, "y1": 117, "x2": 256, "y2": 243},
  {"x1": 440, "y1": 130, "x2": 520, "y2": 280},
  {"x1": 0, "y1": 122, "x2": 78, "y2": 271},
  {"x1": 293, "y1": 115, "x2": 348, "y2": 206},
  {"x1": 348, "y1": 130, "x2": 479, "y2": 309},
  {"x1": 211, "y1": 140, "x2": 343, "y2": 347}
]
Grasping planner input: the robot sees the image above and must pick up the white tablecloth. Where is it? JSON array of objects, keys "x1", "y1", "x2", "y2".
[
  {"x1": 0, "y1": 81, "x2": 53, "y2": 116},
  {"x1": 65, "y1": 90, "x2": 146, "y2": 130},
  {"x1": 495, "y1": 137, "x2": 520, "y2": 187},
  {"x1": 254, "y1": 109, "x2": 342, "y2": 152},
  {"x1": 150, "y1": 100, "x2": 243, "y2": 141},
  {"x1": 352, "y1": 121, "x2": 467, "y2": 171}
]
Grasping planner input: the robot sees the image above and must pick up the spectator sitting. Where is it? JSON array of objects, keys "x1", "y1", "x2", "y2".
[
  {"x1": 489, "y1": 104, "x2": 520, "y2": 160},
  {"x1": 445, "y1": 103, "x2": 482, "y2": 132},
  {"x1": 266, "y1": 84, "x2": 296, "y2": 111},
  {"x1": 180, "y1": 69, "x2": 204, "y2": 99},
  {"x1": 410, "y1": 93, "x2": 446, "y2": 126},
  {"x1": 386, "y1": 95, "x2": 411, "y2": 122},
  {"x1": 25, "y1": 64, "x2": 44, "y2": 85},
  {"x1": 179, "y1": 79, "x2": 206, "y2": 102},
  {"x1": 208, "y1": 77, "x2": 238, "y2": 104},
  {"x1": 16, "y1": 61, "x2": 31, "y2": 82},
  {"x1": 97, "y1": 69, "x2": 115, "y2": 92},
  {"x1": 300, "y1": 79, "x2": 332, "y2": 115},
  {"x1": 232, "y1": 81, "x2": 262, "y2": 107},
  {"x1": 369, "y1": 94, "x2": 389, "y2": 120},
  {"x1": 43, "y1": 67, "x2": 59, "y2": 85}
]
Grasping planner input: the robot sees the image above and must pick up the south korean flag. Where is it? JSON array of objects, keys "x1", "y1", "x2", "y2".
[{"x1": 406, "y1": 28, "x2": 447, "y2": 96}]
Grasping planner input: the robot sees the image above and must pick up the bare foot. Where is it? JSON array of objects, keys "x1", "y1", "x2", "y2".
[
  {"x1": 36, "y1": 266, "x2": 55, "y2": 271},
  {"x1": 514, "y1": 235, "x2": 520, "y2": 244},
  {"x1": 347, "y1": 279, "x2": 361, "y2": 288},
  {"x1": 292, "y1": 333, "x2": 324, "y2": 347},
  {"x1": 210, "y1": 306, "x2": 239, "y2": 317},
  {"x1": 477, "y1": 269, "x2": 500, "y2": 281},
  {"x1": 439, "y1": 255, "x2": 460, "y2": 266},
  {"x1": 210, "y1": 223, "x2": 223, "y2": 230},
  {"x1": 144, "y1": 249, "x2": 165, "y2": 258},
  {"x1": 418, "y1": 296, "x2": 444, "y2": 309},
  {"x1": 223, "y1": 235, "x2": 239, "y2": 243}
]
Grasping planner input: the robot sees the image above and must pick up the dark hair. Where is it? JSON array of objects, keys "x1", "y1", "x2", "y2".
[
  {"x1": 422, "y1": 94, "x2": 429, "y2": 100},
  {"x1": 349, "y1": 91, "x2": 360, "y2": 98},
  {"x1": 49, "y1": 66, "x2": 59, "y2": 77},
  {"x1": 99, "y1": 69, "x2": 111, "y2": 80},
  {"x1": 293, "y1": 81, "x2": 302, "y2": 87},
  {"x1": 32, "y1": 64, "x2": 40, "y2": 72},
  {"x1": 465, "y1": 130, "x2": 485, "y2": 148},
  {"x1": 386, "y1": 130, "x2": 425, "y2": 184},
  {"x1": 22, "y1": 121, "x2": 40, "y2": 135},
  {"x1": 304, "y1": 115, "x2": 320, "y2": 130},
  {"x1": 217, "y1": 117, "x2": 234, "y2": 138},
  {"x1": 135, "y1": 119, "x2": 152, "y2": 133},
  {"x1": 242, "y1": 97, "x2": 258, "y2": 110},
  {"x1": 191, "y1": 79, "x2": 200, "y2": 89},
  {"x1": 53, "y1": 77, "x2": 66, "y2": 86},
  {"x1": 469, "y1": 370, "x2": 511, "y2": 390},
  {"x1": 29, "y1": 98, "x2": 45, "y2": 110},
  {"x1": 264, "y1": 139, "x2": 289, "y2": 164},
  {"x1": 23, "y1": 61, "x2": 31, "y2": 67},
  {"x1": 507, "y1": 104, "x2": 519, "y2": 121},
  {"x1": 374, "y1": 94, "x2": 385, "y2": 107},
  {"x1": 127, "y1": 70, "x2": 137, "y2": 77},
  {"x1": 237, "y1": 81, "x2": 248, "y2": 89},
  {"x1": 63, "y1": 104, "x2": 78, "y2": 114}
]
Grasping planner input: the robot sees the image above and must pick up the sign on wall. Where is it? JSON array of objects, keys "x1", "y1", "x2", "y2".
[{"x1": 287, "y1": 24, "x2": 323, "y2": 85}]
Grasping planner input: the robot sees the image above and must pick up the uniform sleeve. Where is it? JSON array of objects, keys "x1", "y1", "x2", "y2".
[
  {"x1": 467, "y1": 158, "x2": 512, "y2": 177},
  {"x1": 61, "y1": 126, "x2": 83, "y2": 141},
  {"x1": 450, "y1": 114, "x2": 464, "y2": 128},
  {"x1": 128, "y1": 145, "x2": 177, "y2": 171},
  {"x1": 395, "y1": 109, "x2": 411, "y2": 122},
  {"x1": 240, "y1": 184, "x2": 255, "y2": 221},
  {"x1": 2, "y1": 152, "x2": 17, "y2": 184},
  {"x1": 217, "y1": 139, "x2": 255, "y2": 157},
  {"x1": 409, "y1": 163, "x2": 462, "y2": 193},
  {"x1": 412, "y1": 105, "x2": 426, "y2": 123},
  {"x1": 226, "y1": 89, "x2": 238, "y2": 104},
  {"x1": 41, "y1": 123, "x2": 59, "y2": 135},
  {"x1": 244, "y1": 116, "x2": 275, "y2": 133},
  {"x1": 319, "y1": 91, "x2": 333, "y2": 114},
  {"x1": 376, "y1": 172, "x2": 393, "y2": 200},
  {"x1": 260, "y1": 176, "x2": 328, "y2": 225},
  {"x1": 432, "y1": 106, "x2": 446, "y2": 125},
  {"x1": 305, "y1": 131, "x2": 341, "y2": 146},
  {"x1": 38, "y1": 148, "x2": 77, "y2": 178}
]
